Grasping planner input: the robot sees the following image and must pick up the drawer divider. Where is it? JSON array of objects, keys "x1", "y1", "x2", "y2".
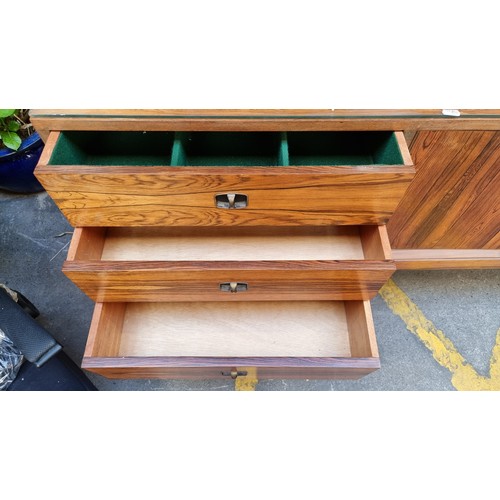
[
  {"x1": 170, "y1": 132, "x2": 187, "y2": 166},
  {"x1": 278, "y1": 132, "x2": 289, "y2": 166}
]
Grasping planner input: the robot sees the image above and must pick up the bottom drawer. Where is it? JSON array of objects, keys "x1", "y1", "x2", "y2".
[{"x1": 82, "y1": 300, "x2": 380, "y2": 380}]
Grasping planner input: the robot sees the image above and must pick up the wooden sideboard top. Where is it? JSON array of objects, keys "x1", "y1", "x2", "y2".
[{"x1": 31, "y1": 109, "x2": 500, "y2": 132}]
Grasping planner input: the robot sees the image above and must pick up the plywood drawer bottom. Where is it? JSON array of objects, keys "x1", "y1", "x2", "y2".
[{"x1": 82, "y1": 300, "x2": 380, "y2": 380}]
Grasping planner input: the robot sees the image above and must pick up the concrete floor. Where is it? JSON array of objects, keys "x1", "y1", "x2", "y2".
[{"x1": 1, "y1": 190, "x2": 499, "y2": 390}]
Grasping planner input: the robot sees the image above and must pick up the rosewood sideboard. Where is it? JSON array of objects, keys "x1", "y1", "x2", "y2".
[{"x1": 29, "y1": 109, "x2": 500, "y2": 381}]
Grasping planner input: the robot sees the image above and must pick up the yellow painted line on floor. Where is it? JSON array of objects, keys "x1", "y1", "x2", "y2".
[
  {"x1": 235, "y1": 377, "x2": 259, "y2": 391},
  {"x1": 380, "y1": 279, "x2": 500, "y2": 391},
  {"x1": 235, "y1": 368, "x2": 258, "y2": 391}
]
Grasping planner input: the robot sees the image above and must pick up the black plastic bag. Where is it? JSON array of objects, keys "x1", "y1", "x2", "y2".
[{"x1": 0, "y1": 328, "x2": 23, "y2": 390}]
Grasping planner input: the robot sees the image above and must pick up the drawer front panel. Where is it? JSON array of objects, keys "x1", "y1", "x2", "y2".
[
  {"x1": 64, "y1": 265, "x2": 395, "y2": 302},
  {"x1": 82, "y1": 358, "x2": 381, "y2": 380},
  {"x1": 82, "y1": 301, "x2": 380, "y2": 380},
  {"x1": 36, "y1": 167, "x2": 414, "y2": 226}
]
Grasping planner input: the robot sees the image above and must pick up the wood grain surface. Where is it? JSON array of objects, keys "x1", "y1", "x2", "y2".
[
  {"x1": 100, "y1": 226, "x2": 365, "y2": 261},
  {"x1": 63, "y1": 264, "x2": 395, "y2": 301},
  {"x1": 119, "y1": 301, "x2": 351, "y2": 357},
  {"x1": 36, "y1": 129, "x2": 414, "y2": 226},
  {"x1": 82, "y1": 300, "x2": 379, "y2": 379},
  {"x1": 32, "y1": 109, "x2": 500, "y2": 117},
  {"x1": 67, "y1": 227, "x2": 106, "y2": 261},
  {"x1": 31, "y1": 109, "x2": 500, "y2": 134},
  {"x1": 84, "y1": 302, "x2": 125, "y2": 359},
  {"x1": 360, "y1": 225, "x2": 392, "y2": 260},
  {"x1": 393, "y1": 249, "x2": 500, "y2": 269},
  {"x1": 345, "y1": 300, "x2": 378, "y2": 358},
  {"x1": 388, "y1": 131, "x2": 500, "y2": 249},
  {"x1": 81, "y1": 359, "x2": 380, "y2": 380},
  {"x1": 64, "y1": 226, "x2": 395, "y2": 301},
  {"x1": 36, "y1": 165, "x2": 414, "y2": 227}
]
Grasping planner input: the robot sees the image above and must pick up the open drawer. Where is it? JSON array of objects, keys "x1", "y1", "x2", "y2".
[
  {"x1": 35, "y1": 130, "x2": 415, "y2": 227},
  {"x1": 82, "y1": 300, "x2": 380, "y2": 380},
  {"x1": 63, "y1": 225, "x2": 395, "y2": 301}
]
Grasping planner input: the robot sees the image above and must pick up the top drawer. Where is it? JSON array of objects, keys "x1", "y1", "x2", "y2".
[{"x1": 35, "y1": 131, "x2": 415, "y2": 227}]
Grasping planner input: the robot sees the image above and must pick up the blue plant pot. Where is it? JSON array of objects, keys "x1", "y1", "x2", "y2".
[{"x1": 0, "y1": 132, "x2": 45, "y2": 193}]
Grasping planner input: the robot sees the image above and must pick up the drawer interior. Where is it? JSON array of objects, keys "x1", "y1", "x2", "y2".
[
  {"x1": 69, "y1": 226, "x2": 391, "y2": 262},
  {"x1": 48, "y1": 131, "x2": 175, "y2": 166},
  {"x1": 47, "y1": 131, "x2": 407, "y2": 167},
  {"x1": 287, "y1": 131, "x2": 404, "y2": 165},
  {"x1": 171, "y1": 132, "x2": 286, "y2": 166},
  {"x1": 87, "y1": 301, "x2": 378, "y2": 358}
]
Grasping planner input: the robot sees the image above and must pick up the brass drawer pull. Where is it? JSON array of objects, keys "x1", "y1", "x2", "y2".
[
  {"x1": 215, "y1": 193, "x2": 248, "y2": 209},
  {"x1": 222, "y1": 370, "x2": 248, "y2": 379},
  {"x1": 220, "y1": 282, "x2": 248, "y2": 293}
]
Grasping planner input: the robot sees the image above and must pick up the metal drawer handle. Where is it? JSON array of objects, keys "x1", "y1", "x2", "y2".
[
  {"x1": 222, "y1": 370, "x2": 248, "y2": 379},
  {"x1": 220, "y1": 282, "x2": 248, "y2": 293},
  {"x1": 215, "y1": 193, "x2": 248, "y2": 209}
]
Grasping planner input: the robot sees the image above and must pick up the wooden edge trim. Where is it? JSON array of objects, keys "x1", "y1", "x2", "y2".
[
  {"x1": 37, "y1": 129, "x2": 50, "y2": 144},
  {"x1": 30, "y1": 109, "x2": 500, "y2": 133},
  {"x1": 377, "y1": 225, "x2": 393, "y2": 260},
  {"x1": 31, "y1": 109, "x2": 500, "y2": 117},
  {"x1": 345, "y1": 301, "x2": 379, "y2": 358},
  {"x1": 395, "y1": 131, "x2": 414, "y2": 166},
  {"x1": 66, "y1": 228, "x2": 83, "y2": 262},
  {"x1": 34, "y1": 164, "x2": 416, "y2": 175},
  {"x1": 35, "y1": 131, "x2": 60, "y2": 168},
  {"x1": 61, "y1": 260, "x2": 397, "y2": 272},
  {"x1": 393, "y1": 249, "x2": 500, "y2": 270},
  {"x1": 363, "y1": 300, "x2": 379, "y2": 358},
  {"x1": 81, "y1": 356, "x2": 381, "y2": 370},
  {"x1": 83, "y1": 302, "x2": 104, "y2": 359},
  {"x1": 30, "y1": 117, "x2": 500, "y2": 133}
]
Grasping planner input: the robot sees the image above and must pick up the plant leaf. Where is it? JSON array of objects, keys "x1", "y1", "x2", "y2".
[
  {"x1": 0, "y1": 109, "x2": 16, "y2": 118},
  {"x1": 7, "y1": 121, "x2": 20, "y2": 131},
  {"x1": 0, "y1": 131, "x2": 22, "y2": 151}
]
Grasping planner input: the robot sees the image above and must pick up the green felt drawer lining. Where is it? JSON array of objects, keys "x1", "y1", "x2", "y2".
[
  {"x1": 48, "y1": 131, "x2": 403, "y2": 167},
  {"x1": 48, "y1": 131, "x2": 175, "y2": 166}
]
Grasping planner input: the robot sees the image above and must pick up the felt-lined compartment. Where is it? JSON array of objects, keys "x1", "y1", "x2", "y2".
[
  {"x1": 48, "y1": 131, "x2": 174, "y2": 166},
  {"x1": 287, "y1": 131, "x2": 404, "y2": 165},
  {"x1": 171, "y1": 132, "x2": 287, "y2": 166},
  {"x1": 47, "y1": 131, "x2": 404, "y2": 167}
]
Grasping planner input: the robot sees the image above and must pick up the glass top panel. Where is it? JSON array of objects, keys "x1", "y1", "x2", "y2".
[{"x1": 31, "y1": 109, "x2": 500, "y2": 119}]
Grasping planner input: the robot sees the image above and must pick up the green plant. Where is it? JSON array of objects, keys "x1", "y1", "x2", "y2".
[{"x1": 0, "y1": 109, "x2": 33, "y2": 151}]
